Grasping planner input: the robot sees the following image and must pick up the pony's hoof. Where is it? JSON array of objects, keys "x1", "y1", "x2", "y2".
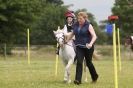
[
  {"x1": 84, "y1": 79, "x2": 88, "y2": 82},
  {"x1": 68, "y1": 80, "x2": 71, "y2": 84},
  {"x1": 63, "y1": 80, "x2": 71, "y2": 84},
  {"x1": 63, "y1": 80, "x2": 68, "y2": 83}
]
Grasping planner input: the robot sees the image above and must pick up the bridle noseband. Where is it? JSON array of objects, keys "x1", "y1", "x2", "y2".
[
  {"x1": 55, "y1": 32, "x2": 65, "y2": 44},
  {"x1": 55, "y1": 32, "x2": 73, "y2": 47}
]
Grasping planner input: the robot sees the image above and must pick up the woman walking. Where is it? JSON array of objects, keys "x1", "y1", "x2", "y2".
[{"x1": 66, "y1": 11, "x2": 99, "y2": 85}]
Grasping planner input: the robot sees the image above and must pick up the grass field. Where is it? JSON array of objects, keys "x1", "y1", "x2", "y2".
[{"x1": 0, "y1": 45, "x2": 133, "y2": 88}]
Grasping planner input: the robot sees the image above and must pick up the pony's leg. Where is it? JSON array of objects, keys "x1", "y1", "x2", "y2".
[
  {"x1": 59, "y1": 53, "x2": 68, "y2": 81},
  {"x1": 62, "y1": 59, "x2": 68, "y2": 82},
  {"x1": 65, "y1": 59, "x2": 73, "y2": 83},
  {"x1": 84, "y1": 59, "x2": 88, "y2": 82}
]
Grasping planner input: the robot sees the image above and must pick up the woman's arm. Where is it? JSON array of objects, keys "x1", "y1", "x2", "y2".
[
  {"x1": 86, "y1": 24, "x2": 97, "y2": 48},
  {"x1": 65, "y1": 32, "x2": 74, "y2": 43}
]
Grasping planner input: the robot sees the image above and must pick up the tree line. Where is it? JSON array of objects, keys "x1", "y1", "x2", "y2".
[{"x1": 0, "y1": 0, "x2": 132, "y2": 54}]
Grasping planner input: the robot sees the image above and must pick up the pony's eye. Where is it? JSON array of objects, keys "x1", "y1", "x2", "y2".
[
  {"x1": 55, "y1": 35, "x2": 58, "y2": 37},
  {"x1": 54, "y1": 36, "x2": 57, "y2": 38}
]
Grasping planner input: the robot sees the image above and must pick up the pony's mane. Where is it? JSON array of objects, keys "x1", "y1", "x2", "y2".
[
  {"x1": 54, "y1": 29, "x2": 64, "y2": 34},
  {"x1": 57, "y1": 29, "x2": 63, "y2": 32}
]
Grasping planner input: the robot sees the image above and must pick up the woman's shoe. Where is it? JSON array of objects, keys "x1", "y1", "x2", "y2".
[
  {"x1": 74, "y1": 80, "x2": 81, "y2": 85},
  {"x1": 92, "y1": 75, "x2": 99, "y2": 83}
]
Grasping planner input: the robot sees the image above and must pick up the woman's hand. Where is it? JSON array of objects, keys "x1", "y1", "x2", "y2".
[{"x1": 86, "y1": 43, "x2": 92, "y2": 49}]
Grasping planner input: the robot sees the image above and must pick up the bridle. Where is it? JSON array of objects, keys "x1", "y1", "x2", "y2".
[
  {"x1": 55, "y1": 32, "x2": 65, "y2": 44},
  {"x1": 55, "y1": 32, "x2": 73, "y2": 47}
]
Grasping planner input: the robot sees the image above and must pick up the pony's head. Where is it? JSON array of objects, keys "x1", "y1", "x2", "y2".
[
  {"x1": 53, "y1": 26, "x2": 67, "y2": 46},
  {"x1": 125, "y1": 36, "x2": 133, "y2": 51},
  {"x1": 125, "y1": 36, "x2": 132, "y2": 46}
]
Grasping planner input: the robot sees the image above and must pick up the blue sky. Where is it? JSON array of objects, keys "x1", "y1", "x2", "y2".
[{"x1": 63, "y1": 0, "x2": 115, "y2": 23}]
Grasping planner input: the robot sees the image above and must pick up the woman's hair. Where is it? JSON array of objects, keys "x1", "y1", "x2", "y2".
[{"x1": 77, "y1": 12, "x2": 88, "y2": 20}]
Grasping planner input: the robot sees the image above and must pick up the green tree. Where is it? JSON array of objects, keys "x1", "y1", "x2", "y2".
[
  {"x1": 0, "y1": 0, "x2": 46, "y2": 54},
  {"x1": 46, "y1": 0, "x2": 63, "y2": 5},
  {"x1": 112, "y1": 0, "x2": 133, "y2": 38},
  {"x1": 99, "y1": 20, "x2": 112, "y2": 44},
  {"x1": 31, "y1": 4, "x2": 67, "y2": 45}
]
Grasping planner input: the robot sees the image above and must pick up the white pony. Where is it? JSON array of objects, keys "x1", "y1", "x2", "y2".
[
  {"x1": 53, "y1": 26, "x2": 75, "y2": 83},
  {"x1": 53, "y1": 26, "x2": 88, "y2": 83}
]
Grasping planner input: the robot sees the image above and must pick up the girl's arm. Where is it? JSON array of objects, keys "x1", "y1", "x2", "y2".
[{"x1": 65, "y1": 32, "x2": 74, "y2": 43}]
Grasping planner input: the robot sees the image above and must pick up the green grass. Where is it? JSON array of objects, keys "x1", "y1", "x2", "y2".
[
  {"x1": 0, "y1": 45, "x2": 133, "y2": 88},
  {"x1": 0, "y1": 56, "x2": 133, "y2": 88}
]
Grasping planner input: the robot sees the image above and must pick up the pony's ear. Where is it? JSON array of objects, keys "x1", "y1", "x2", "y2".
[
  {"x1": 63, "y1": 25, "x2": 67, "y2": 34},
  {"x1": 53, "y1": 30, "x2": 56, "y2": 34},
  {"x1": 57, "y1": 26, "x2": 61, "y2": 31}
]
